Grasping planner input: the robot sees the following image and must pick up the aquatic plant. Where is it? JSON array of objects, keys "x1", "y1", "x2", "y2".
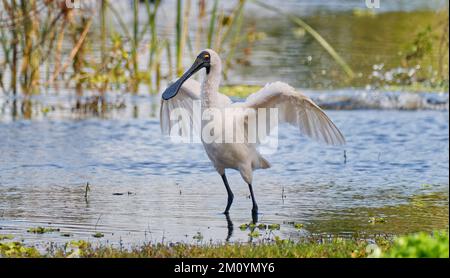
[
  {"x1": 1, "y1": 230, "x2": 448, "y2": 258},
  {"x1": 0, "y1": 0, "x2": 256, "y2": 97},
  {"x1": 0, "y1": 241, "x2": 40, "y2": 258},
  {"x1": 92, "y1": 232, "x2": 105, "y2": 238},
  {"x1": 27, "y1": 227, "x2": 60, "y2": 234},
  {"x1": 0, "y1": 234, "x2": 14, "y2": 241}
]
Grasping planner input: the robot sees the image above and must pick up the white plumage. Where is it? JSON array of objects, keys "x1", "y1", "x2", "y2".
[{"x1": 160, "y1": 49, "x2": 345, "y2": 216}]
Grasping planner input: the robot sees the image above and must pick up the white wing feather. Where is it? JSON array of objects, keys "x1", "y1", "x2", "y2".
[
  {"x1": 160, "y1": 79, "x2": 201, "y2": 136},
  {"x1": 238, "y1": 81, "x2": 346, "y2": 146},
  {"x1": 160, "y1": 78, "x2": 232, "y2": 136}
]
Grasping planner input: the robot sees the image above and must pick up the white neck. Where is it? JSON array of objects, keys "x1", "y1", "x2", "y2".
[{"x1": 201, "y1": 66, "x2": 221, "y2": 108}]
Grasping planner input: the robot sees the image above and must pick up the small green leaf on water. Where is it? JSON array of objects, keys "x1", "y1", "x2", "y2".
[
  {"x1": 41, "y1": 107, "x2": 51, "y2": 114},
  {"x1": 369, "y1": 217, "x2": 386, "y2": 224},
  {"x1": 27, "y1": 227, "x2": 60, "y2": 234},
  {"x1": 294, "y1": 223, "x2": 304, "y2": 229},
  {"x1": 0, "y1": 235, "x2": 14, "y2": 241},
  {"x1": 257, "y1": 224, "x2": 267, "y2": 230},
  {"x1": 268, "y1": 224, "x2": 281, "y2": 230},
  {"x1": 239, "y1": 224, "x2": 249, "y2": 231},
  {"x1": 92, "y1": 232, "x2": 104, "y2": 238},
  {"x1": 193, "y1": 232, "x2": 203, "y2": 241},
  {"x1": 248, "y1": 230, "x2": 260, "y2": 238}
]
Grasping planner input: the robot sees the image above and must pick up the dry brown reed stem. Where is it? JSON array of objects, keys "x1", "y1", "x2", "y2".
[{"x1": 49, "y1": 17, "x2": 92, "y2": 85}]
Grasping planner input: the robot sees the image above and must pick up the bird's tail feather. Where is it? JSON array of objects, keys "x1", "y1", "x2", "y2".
[{"x1": 259, "y1": 156, "x2": 271, "y2": 169}]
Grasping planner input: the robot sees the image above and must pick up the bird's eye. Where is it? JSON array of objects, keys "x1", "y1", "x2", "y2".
[{"x1": 204, "y1": 54, "x2": 210, "y2": 59}]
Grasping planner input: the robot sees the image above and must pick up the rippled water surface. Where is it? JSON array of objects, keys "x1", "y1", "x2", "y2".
[{"x1": 0, "y1": 97, "x2": 448, "y2": 246}]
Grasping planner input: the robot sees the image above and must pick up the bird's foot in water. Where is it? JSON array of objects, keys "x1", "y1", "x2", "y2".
[
  {"x1": 252, "y1": 204, "x2": 259, "y2": 214},
  {"x1": 251, "y1": 207, "x2": 259, "y2": 223}
]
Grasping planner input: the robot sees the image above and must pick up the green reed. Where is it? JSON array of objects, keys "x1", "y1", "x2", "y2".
[{"x1": 0, "y1": 0, "x2": 268, "y2": 97}]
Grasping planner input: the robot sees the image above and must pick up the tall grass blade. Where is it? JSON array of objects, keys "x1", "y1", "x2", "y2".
[{"x1": 251, "y1": 0, "x2": 355, "y2": 79}]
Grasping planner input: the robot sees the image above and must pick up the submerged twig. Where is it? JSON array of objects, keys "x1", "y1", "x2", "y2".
[{"x1": 84, "y1": 182, "x2": 90, "y2": 201}]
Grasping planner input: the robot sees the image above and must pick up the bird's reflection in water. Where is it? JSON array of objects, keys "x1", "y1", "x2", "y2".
[
  {"x1": 225, "y1": 213, "x2": 233, "y2": 242},
  {"x1": 224, "y1": 210, "x2": 259, "y2": 242},
  {"x1": 252, "y1": 210, "x2": 258, "y2": 224}
]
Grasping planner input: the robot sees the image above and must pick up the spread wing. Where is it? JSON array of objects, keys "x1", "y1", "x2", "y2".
[
  {"x1": 160, "y1": 79, "x2": 201, "y2": 136},
  {"x1": 160, "y1": 78, "x2": 232, "y2": 137},
  {"x1": 237, "y1": 82, "x2": 345, "y2": 146}
]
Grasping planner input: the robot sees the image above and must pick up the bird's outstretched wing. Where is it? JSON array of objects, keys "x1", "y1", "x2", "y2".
[
  {"x1": 160, "y1": 78, "x2": 201, "y2": 136},
  {"x1": 237, "y1": 81, "x2": 345, "y2": 146},
  {"x1": 160, "y1": 78, "x2": 233, "y2": 137}
]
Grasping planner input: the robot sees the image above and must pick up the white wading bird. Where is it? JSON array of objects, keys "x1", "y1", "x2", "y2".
[{"x1": 160, "y1": 49, "x2": 345, "y2": 217}]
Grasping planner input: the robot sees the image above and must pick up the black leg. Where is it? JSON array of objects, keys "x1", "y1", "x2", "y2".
[
  {"x1": 251, "y1": 209, "x2": 258, "y2": 224},
  {"x1": 248, "y1": 183, "x2": 258, "y2": 214},
  {"x1": 221, "y1": 174, "x2": 234, "y2": 214}
]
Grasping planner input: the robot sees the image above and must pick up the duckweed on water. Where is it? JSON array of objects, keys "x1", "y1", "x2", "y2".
[
  {"x1": 240, "y1": 223, "x2": 279, "y2": 231},
  {"x1": 268, "y1": 224, "x2": 281, "y2": 230},
  {"x1": 248, "y1": 230, "x2": 260, "y2": 238},
  {"x1": 0, "y1": 235, "x2": 14, "y2": 241},
  {"x1": 27, "y1": 227, "x2": 60, "y2": 234},
  {"x1": 193, "y1": 232, "x2": 204, "y2": 242},
  {"x1": 258, "y1": 224, "x2": 268, "y2": 230},
  {"x1": 92, "y1": 232, "x2": 105, "y2": 238}
]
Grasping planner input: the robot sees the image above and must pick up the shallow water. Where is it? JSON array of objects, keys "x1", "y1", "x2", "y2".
[{"x1": 0, "y1": 95, "x2": 448, "y2": 247}]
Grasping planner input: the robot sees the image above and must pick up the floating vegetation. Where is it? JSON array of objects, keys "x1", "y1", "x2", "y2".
[
  {"x1": 27, "y1": 227, "x2": 60, "y2": 234},
  {"x1": 0, "y1": 235, "x2": 14, "y2": 241},
  {"x1": 283, "y1": 221, "x2": 304, "y2": 229},
  {"x1": 368, "y1": 217, "x2": 387, "y2": 224},
  {"x1": 248, "y1": 230, "x2": 260, "y2": 238},
  {"x1": 268, "y1": 224, "x2": 281, "y2": 230},
  {"x1": 257, "y1": 224, "x2": 267, "y2": 230},
  {"x1": 240, "y1": 222, "x2": 281, "y2": 231},
  {"x1": 239, "y1": 224, "x2": 248, "y2": 231},
  {"x1": 92, "y1": 232, "x2": 104, "y2": 238},
  {"x1": 193, "y1": 232, "x2": 203, "y2": 242}
]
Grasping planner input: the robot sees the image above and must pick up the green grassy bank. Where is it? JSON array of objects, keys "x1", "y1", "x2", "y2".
[{"x1": 1, "y1": 231, "x2": 448, "y2": 258}]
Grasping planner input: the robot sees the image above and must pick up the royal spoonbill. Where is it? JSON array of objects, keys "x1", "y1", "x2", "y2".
[{"x1": 160, "y1": 49, "x2": 345, "y2": 216}]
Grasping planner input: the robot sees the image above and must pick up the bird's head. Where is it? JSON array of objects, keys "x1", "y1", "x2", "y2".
[{"x1": 162, "y1": 49, "x2": 220, "y2": 100}]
